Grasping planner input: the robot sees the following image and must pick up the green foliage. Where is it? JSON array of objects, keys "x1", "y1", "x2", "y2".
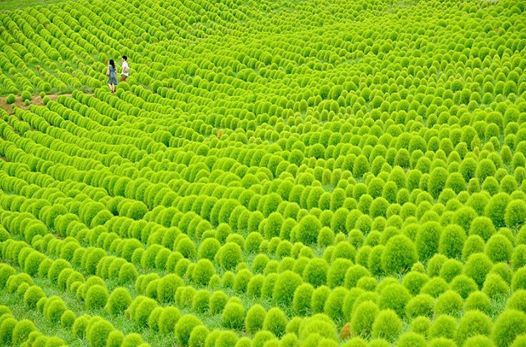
[
  {"x1": 85, "y1": 285, "x2": 109, "y2": 309},
  {"x1": 86, "y1": 319, "x2": 113, "y2": 347},
  {"x1": 273, "y1": 270, "x2": 302, "y2": 307},
  {"x1": 492, "y1": 310, "x2": 526, "y2": 347},
  {"x1": 456, "y1": 310, "x2": 493, "y2": 346},
  {"x1": 245, "y1": 304, "x2": 266, "y2": 335},
  {"x1": 263, "y1": 307, "x2": 288, "y2": 337},
  {"x1": 381, "y1": 235, "x2": 417, "y2": 274},
  {"x1": 221, "y1": 301, "x2": 245, "y2": 330},
  {"x1": 371, "y1": 309, "x2": 402, "y2": 342},
  {"x1": 175, "y1": 314, "x2": 202, "y2": 346},
  {"x1": 351, "y1": 301, "x2": 379, "y2": 338}
]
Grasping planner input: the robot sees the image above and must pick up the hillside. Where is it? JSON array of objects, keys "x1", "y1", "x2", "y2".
[{"x1": 0, "y1": 0, "x2": 526, "y2": 346}]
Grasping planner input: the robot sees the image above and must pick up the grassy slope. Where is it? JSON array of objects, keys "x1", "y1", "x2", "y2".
[{"x1": 0, "y1": 0, "x2": 65, "y2": 11}]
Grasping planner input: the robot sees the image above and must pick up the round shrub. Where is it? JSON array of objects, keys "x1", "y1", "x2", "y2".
[
  {"x1": 513, "y1": 267, "x2": 526, "y2": 291},
  {"x1": 175, "y1": 314, "x2": 202, "y2": 346},
  {"x1": 273, "y1": 270, "x2": 302, "y2": 307},
  {"x1": 192, "y1": 259, "x2": 215, "y2": 286},
  {"x1": 198, "y1": 238, "x2": 221, "y2": 260},
  {"x1": 344, "y1": 265, "x2": 370, "y2": 289},
  {"x1": 327, "y1": 259, "x2": 353, "y2": 288},
  {"x1": 485, "y1": 234, "x2": 513, "y2": 263},
  {"x1": 482, "y1": 273, "x2": 510, "y2": 300},
  {"x1": 310, "y1": 285, "x2": 331, "y2": 314},
  {"x1": 485, "y1": 193, "x2": 510, "y2": 229},
  {"x1": 72, "y1": 315, "x2": 90, "y2": 339},
  {"x1": 350, "y1": 301, "x2": 379, "y2": 338},
  {"x1": 134, "y1": 297, "x2": 158, "y2": 326},
  {"x1": 303, "y1": 258, "x2": 329, "y2": 287},
  {"x1": 464, "y1": 291, "x2": 492, "y2": 314},
  {"x1": 122, "y1": 333, "x2": 144, "y2": 347},
  {"x1": 106, "y1": 287, "x2": 131, "y2": 315},
  {"x1": 85, "y1": 285, "x2": 109, "y2": 309},
  {"x1": 6, "y1": 94, "x2": 15, "y2": 104},
  {"x1": 456, "y1": 310, "x2": 493, "y2": 346},
  {"x1": 245, "y1": 304, "x2": 266, "y2": 335},
  {"x1": 252, "y1": 330, "x2": 277, "y2": 347},
  {"x1": 371, "y1": 309, "x2": 402, "y2": 342},
  {"x1": 464, "y1": 253, "x2": 493, "y2": 288},
  {"x1": 221, "y1": 301, "x2": 245, "y2": 330},
  {"x1": 421, "y1": 277, "x2": 449, "y2": 298},
  {"x1": 410, "y1": 316, "x2": 431, "y2": 336},
  {"x1": 403, "y1": 271, "x2": 429, "y2": 295},
  {"x1": 435, "y1": 290, "x2": 463, "y2": 316},
  {"x1": 209, "y1": 291, "x2": 228, "y2": 315},
  {"x1": 61, "y1": 310, "x2": 76, "y2": 328},
  {"x1": 86, "y1": 319, "x2": 113, "y2": 347},
  {"x1": 381, "y1": 235, "x2": 417, "y2": 275},
  {"x1": 430, "y1": 315, "x2": 457, "y2": 339},
  {"x1": 469, "y1": 217, "x2": 496, "y2": 241},
  {"x1": 464, "y1": 335, "x2": 495, "y2": 347},
  {"x1": 157, "y1": 274, "x2": 184, "y2": 304},
  {"x1": 106, "y1": 330, "x2": 124, "y2": 347},
  {"x1": 12, "y1": 319, "x2": 35, "y2": 345},
  {"x1": 188, "y1": 325, "x2": 209, "y2": 347},
  {"x1": 293, "y1": 283, "x2": 314, "y2": 316},
  {"x1": 158, "y1": 307, "x2": 181, "y2": 335},
  {"x1": 147, "y1": 306, "x2": 163, "y2": 330},
  {"x1": 44, "y1": 297, "x2": 66, "y2": 323},
  {"x1": 397, "y1": 332, "x2": 426, "y2": 347},
  {"x1": 294, "y1": 215, "x2": 322, "y2": 245},
  {"x1": 439, "y1": 225, "x2": 466, "y2": 259},
  {"x1": 492, "y1": 310, "x2": 526, "y2": 347},
  {"x1": 0, "y1": 317, "x2": 16, "y2": 346},
  {"x1": 505, "y1": 200, "x2": 526, "y2": 228},
  {"x1": 323, "y1": 287, "x2": 347, "y2": 322},
  {"x1": 218, "y1": 242, "x2": 242, "y2": 271},
  {"x1": 439, "y1": 259, "x2": 463, "y2": 283},
  {"x1": 23, "y1": 285, "x2": 45, "y2": 309},
  {"x1": 415, "y1": 222, "x2": 442, "y2": 263},
  {"x1": 298, "y1": 314, "x2": 338, "y2": 342},
  {"x1": 507, "y1": 290, "x2": 526, "y2": 313},
  {"x1": 263, "y1": 307, "x2": 288, "y2": 337},
  {"x1": 378, "y1": 283, "x2": 411, "y2": 318},
  {"x1": 406, "y1": 294, "x2": 435, "y2": 319}
]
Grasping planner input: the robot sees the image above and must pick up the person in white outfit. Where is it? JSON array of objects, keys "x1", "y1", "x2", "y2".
[{"x1": 121, "y1": 55, "x2": 129, "y2": 81}]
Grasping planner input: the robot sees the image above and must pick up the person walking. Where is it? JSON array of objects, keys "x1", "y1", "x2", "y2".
[
  {"x1": 121, "y1": 55, "x2": 129, "y2": 81},
  {"x1": 106, "y1": 59, "x2": 118, "y2": 94}
]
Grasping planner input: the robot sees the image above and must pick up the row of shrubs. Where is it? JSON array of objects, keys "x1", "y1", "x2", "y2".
[
  {"x1": 0, "y1": 304, "x2": 66, "y2": 346},
  {"x1": 0, "y1": 263, "x2": 153, "y2": 347}
]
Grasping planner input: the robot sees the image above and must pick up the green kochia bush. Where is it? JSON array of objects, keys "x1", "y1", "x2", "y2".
[
  {"x1": 381, "y1": 235, "x2": 417, "y2": 274},
  {"x1": 456, "y1": 310, "x2": 493, "y2": 346},
  {"x1": 86, "y1": 318, "x2": 114, "y2": 347},
  {"x1": 464, "y1": 253, "x2": 493, "y2": 288},
  {"x1": 85, "y1": 285, "x2": 109, "y2": 309},
  {"x1": 217, "y1": 242, "x2": 242, "y2": 271},
  {"x1": 175, "y1": 314, "x2": 202, "y2": 346},
  {"x1": 221, "y1": 301, "x2": 245, "y2": 330},
  {"x1": 263, "y1": 307, "x2": 288, "y2": 337},
  {"x1": 106, "y1": 287, "x2": 131, "y2": 315},
  {"x1": 294, "y1": 215, "x2": 321, "y2": 245},
  {"x1": 492, "y1": 310, "x2": 526, "y2": 347},
  {"x1": 351, "y1": 301, "x2": 379, "y2": 338},
  {"x1": 273, "y1": 271, "x2": 302, "y2": 307},
  {"x1": 245, "y1": 304, "x2": 266, "y2": 335},
  {"x1": 158, "y1": 307, "x2": 181, "y2": 335},
  {"x1": 371, "y1": 309, "x2": 402, "y2": 342}
]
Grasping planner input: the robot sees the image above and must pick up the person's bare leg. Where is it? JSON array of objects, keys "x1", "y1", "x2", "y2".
[{"x1": 108, "y1": 84, "x2": 112, "y2": 92}]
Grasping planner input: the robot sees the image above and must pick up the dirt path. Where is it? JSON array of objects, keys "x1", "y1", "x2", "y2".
[{"x1": 0, "y1": 93, "x2": 73, "y2": 114}]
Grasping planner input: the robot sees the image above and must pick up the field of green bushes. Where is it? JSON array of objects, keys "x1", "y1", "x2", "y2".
[{"x1": 1, "y1": 0, "x2": 526, "y2": 346}]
